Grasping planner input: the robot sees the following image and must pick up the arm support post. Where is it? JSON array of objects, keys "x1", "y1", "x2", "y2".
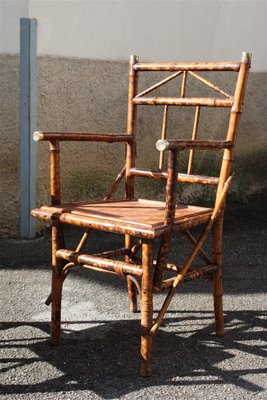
[{"x1": 49, "y1": 141, "x2": 61, "y2": 205}]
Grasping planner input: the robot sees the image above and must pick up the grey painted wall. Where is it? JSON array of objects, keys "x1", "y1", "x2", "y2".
[{"x1": 1, "y1": 0, "x2": 267, "y2": 71}]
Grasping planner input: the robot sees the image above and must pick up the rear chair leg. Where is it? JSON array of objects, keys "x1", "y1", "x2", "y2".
[
  {"x1": 51, "y1": 222, "x2": 65, "y2": 345},
  {"x1": 140, "y1": 240, "x2": 153, "y2": 376},
  {"x1": 125, "y1": 234, "x2": 137, "y2": 312},
  {"x1": 127, "y1": 277, "x2": 137, "y2": 313},
  {"x1": 212, "y1": 213, "x2": 224, "y2": 336}
]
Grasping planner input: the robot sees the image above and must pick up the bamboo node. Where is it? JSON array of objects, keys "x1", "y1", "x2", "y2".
[
  {"x1": 242, "y1": 52, "x2": 252, "y2": 64},
  {"x1": 33, "y1": 131, "x2": 44, "y2": 142},
  {"x1": 156, "y1": 140, "x2": 169, "y2": 151}
]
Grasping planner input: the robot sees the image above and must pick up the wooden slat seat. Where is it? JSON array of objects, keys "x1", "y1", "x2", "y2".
[{"x1": 31, "y1": 199, "x2": 212, "y2": 238}]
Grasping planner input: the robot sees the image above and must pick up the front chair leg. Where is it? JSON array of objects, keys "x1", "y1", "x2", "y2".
[
  {"x1": 51, "y1": 222, "x2": 65, "y2": 346},
  {"x1": 140, "y1": 240, "x2": 154, "y2": 376},
  {"x1": 212, "y1": 213, "x2": 224, "y2": 336}
]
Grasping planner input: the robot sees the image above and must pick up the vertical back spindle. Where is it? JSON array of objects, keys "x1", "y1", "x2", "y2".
[
  {"x1": 158, "y1": 105, "x2": 168, "y2": 170},
  {"x1": 126, "y1": 55, "x2": 139, "y2": 199},
  {"x1": 187, "y1": 106, "x2": 201, "y2": 174},
  {"x1": 180, "y1": 71, "x2": 187, "y2": 98}
]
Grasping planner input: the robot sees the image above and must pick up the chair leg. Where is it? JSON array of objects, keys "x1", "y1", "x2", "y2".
[
  {"x1": 140, "y1": 240, "x2": 153, "y2": 377},
  {"x1": 125, "y1": 234, "x2": 137, "y2": 312},
  {"x1": 212, "y1": 213, "x2": 225, "y2": 336},
  {"x1": 127, "y1": 277, "x2": 137, "y2": 313},
  {"x1": 51, "y1": 222, "x2": 65, "y2": 346}
]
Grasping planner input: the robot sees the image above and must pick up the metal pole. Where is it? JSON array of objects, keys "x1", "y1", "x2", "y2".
[{"x1": 19, "y1": 18, "x2": 37, "y2": 238}]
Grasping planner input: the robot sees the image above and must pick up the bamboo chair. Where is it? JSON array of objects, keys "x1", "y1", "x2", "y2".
[{"x1": 31, "y1": 52, "x2": 251, "y2": 376}]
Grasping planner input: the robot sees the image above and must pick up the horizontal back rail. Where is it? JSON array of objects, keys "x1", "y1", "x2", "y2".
[
  {"x1": 132, "y1": 97, "x2": 233, "y2": 107},
  {"x1": 134, "y1": 62, "x2": 240, "y2": 72}
]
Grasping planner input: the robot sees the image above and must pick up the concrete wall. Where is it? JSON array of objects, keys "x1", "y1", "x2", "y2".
[
  {"x1": 0, "y1": 1, "x2": 266, "y2": 237},
  {"x1": 2, "y1": 0, "x2": 266, "y2": 71},
  {"x1": 34, "y1": 57, "x2": 267, "y2": 207},
  {"x1": 0, "y1": 55, "x2": 20, "y2": 237}
]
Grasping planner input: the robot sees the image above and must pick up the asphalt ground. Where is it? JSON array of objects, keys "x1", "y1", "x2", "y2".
[{"x1": 0, "y1": 199, "x2": 266, "y2": 400}]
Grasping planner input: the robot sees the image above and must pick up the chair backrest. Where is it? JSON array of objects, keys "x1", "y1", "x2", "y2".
[{"x1": 125, "y1": 53, "x2": 251, "y2": 206}]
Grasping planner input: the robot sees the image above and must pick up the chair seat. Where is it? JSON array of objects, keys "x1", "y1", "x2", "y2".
[{"x1": 31, "y1": 198, "x2": 212, "y2": 238}]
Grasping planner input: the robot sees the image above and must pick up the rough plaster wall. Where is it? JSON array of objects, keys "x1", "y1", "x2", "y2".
[
  {"x1": 36, "y1": 57, "x2": 128, "y2": 210},
  {"x1": 0, "y1": 55, "x2": 20, "y2": 237},
  {"x1": 1, "y1": 55, "x2": 267, "y2": 237},
  {"x1": 37, "y1": 56, "x2": 267, "y2": 209}
]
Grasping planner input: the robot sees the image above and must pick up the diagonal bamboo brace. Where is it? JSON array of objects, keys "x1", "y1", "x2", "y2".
[
  {"x1": 45, "y1": 229, "x2": 91, "y2": 305},
  {"x1": 183, "y1": 229, "x2": 212, "y2": 265},
  {"x1": 150, "y1": 175, "x2": 233, "y2": 336}
]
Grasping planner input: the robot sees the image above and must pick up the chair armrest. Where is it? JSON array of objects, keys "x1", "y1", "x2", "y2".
[
  {"x1": 156, "y1": 139, "x2": 233, "y2": 151},
  {"x1": 33, "y1": 131, "x2": 133, "y2": 143}
]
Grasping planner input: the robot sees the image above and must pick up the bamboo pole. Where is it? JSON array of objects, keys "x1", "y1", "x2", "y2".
[
  {"x1": 58, "y1": 212, "x2": 155, "y2": 238},
  {"x1": 164, "y1": 150, "x2": 179, "y2": 226},
  {"x1": 130, "y1": 167, "x2": 220, "y2": 186},
  {"x1": 103, "y1": 166, "x2": 126, "y2": 200},
  {"x1": 180, "y1": 71, "x2": 187, "y2": 97},
  {"x1": 158, "y1": 105, "x2": 168, "y2": 170},
  {"x1": 188, "y1": 71, "x2": 233, "y2": 99},
  {"x1": 153, "y1": 150, "x2": 179, "y2": 288},
  {"x1": 183, "y1": 229, "x2": 211, "y2": 265},
  {"x1": 125, "y1": 55, "x2": 145, "y2": 313},
  {"x1": 93, "y1": 247, "x2": 130, "y2": 259},
  {"x1": 150, "y1": 175, "x2": 232, "y2": 336},
  {"x1": 135, "y1": 71, "x2": 182, "y2": 98},
  {"x1": 153, "y1": 232, "x2": 172, "y2": 289},
  {"x1": 187, "y1": 106, "x2": 200, "y2": 174},
  {"x1": 130, "y1": 240, "x2": 142, "y2": 256},
  {"x1": 125, "y1": 232, "x2": 137, "y2": 312},
  {"x1": 51, "y1": 220, "x2": 65, "y2": 345},
  {"x1": 33, "y1": 131, "x2": 132, "y2": 143},
  {"x1": 156, "y1": 264, "x2": 218, "y2": 291},
  {"x1": 76, "y1": 229, "x2": 90, "y2": 252},
  {"x1": 212, "y1": 211, "x2": 224, "y2": 336},
  {"x1": 133, "y1": 97, "x2": 233, "y2": 107},
  {"x1": 126, "y1": 55, "x2": 139, "y2": 199},
  {"x1": 140, "y1": 241, "x2": 153, "y2": 376},
  {"x1": 134, "y1": 62, "x2": 240, "y2": 72},
  {"x1": 49, "y1": 141, "x2": 61, "y2": 205},
  {"x1": 56, "y1": 249, "x2": 143, "y2": 277},
  {"x1": 216, "y1": 52, "x2": 251, "y2": 204},
  {"x1": 156, "y1": 139, "x2": 233, "y2": 151},
  {"x1": 45, "y1": 228, "x2": 91, "y2": 306},
  {"x1": 126, "y1": 275, "x2": 141, "y2": 296}
]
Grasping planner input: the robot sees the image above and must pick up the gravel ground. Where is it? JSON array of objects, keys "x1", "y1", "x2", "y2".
[{"x1": 0, "y1": 201, "x2": 266, "y2": 400}]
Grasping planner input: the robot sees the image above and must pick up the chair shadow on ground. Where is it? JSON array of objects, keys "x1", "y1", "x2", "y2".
[{"x1": 0, "y1": 310, "x2": 266, "y2": 398}]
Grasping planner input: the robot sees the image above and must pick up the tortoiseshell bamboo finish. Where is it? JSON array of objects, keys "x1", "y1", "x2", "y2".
[{"x1": 31, "y1": 52, "x2": 251, "y2": 376}]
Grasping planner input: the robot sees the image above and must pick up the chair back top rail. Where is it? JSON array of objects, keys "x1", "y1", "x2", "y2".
[{"x1": 134, "y1": 62, "x2": 241, "y2": 72}]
